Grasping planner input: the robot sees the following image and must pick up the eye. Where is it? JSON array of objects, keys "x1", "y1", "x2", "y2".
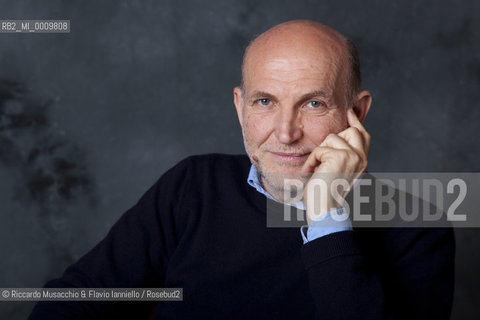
[
  {"x1": 307, "y1": 101, "x2": 325, "y2": 109},
  {"x1": 257, "y1": 98, "x2": 271, "y2": 106}
]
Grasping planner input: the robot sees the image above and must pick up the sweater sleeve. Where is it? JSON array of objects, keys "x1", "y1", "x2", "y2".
[
  {"x1": 301, "y1": 227, "x2": 455, "y2": 320},
  {"x1": 28, "y1": 159, "x2": 190, "y2": 319}
]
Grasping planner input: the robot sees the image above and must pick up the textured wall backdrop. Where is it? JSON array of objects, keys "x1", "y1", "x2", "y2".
[{"x1": 0, "y1": 0, "x2": 479, "y2": 319}]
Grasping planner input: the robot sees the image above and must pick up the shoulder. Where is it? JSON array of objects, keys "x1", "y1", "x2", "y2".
[
  {"x1": 170, "y1": 153, "x2": 251, "y2": 178},
  {"x1": 152, "y1": 153, "x2": 251, "y2": 193}
]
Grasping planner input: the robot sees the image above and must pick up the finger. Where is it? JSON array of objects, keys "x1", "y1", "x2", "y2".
[
  {"x1": 347, "y1": 108, "x2": 363, "y2": 128},
  {"x1": 301, "y1": 146, "x2": 337, "y2": 173},
  {"x1": 321, "y1": 133, "x2": 352, "y2": 151},
  {"x1": 347, "y1": 109, "x2": 371, "y2": 151},
  {"x1": 337, "y1": 127, "x2": 366, "y2": 155},
  {"x1": 347, "y1": 109, "x2": 369, "y2": 138}
]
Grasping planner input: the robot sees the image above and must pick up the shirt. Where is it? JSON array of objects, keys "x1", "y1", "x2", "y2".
[{"x1": 247, "y1": 164, "x2": 353, "y2": 243}]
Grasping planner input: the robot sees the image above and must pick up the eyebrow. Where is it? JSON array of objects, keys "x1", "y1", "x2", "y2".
[
  {"x1": 298, "y1": 90, "x2": 330, "y2": 101},
  {"x1": 247, "y1": 91, "x2": 278, "y2": 103}
]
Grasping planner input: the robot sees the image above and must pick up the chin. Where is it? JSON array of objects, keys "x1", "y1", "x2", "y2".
[{"x1": 259, "y1": 162, "x2": 310, "y2": 191}]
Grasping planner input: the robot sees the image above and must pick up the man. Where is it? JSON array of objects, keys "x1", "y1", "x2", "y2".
[{"x1": 29, "y1": 20, "x2": 454, "y2": 319}]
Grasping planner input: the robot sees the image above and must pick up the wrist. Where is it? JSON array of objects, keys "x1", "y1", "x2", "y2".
[{"x1": 306, "y1": 199, "x2": 343, "y2": 226}]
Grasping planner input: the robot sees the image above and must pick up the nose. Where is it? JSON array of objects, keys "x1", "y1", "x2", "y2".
[{"x1": 274, "y1": 107, "x2": 303, "y2": 144}]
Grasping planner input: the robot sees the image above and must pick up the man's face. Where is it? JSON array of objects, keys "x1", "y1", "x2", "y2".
[{"x1": 234, "y1": 39, "x2": 350, "y2": 196}]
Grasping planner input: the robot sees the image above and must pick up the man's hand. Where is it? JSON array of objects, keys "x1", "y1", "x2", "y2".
[{"x1": 301, "y1": 109, "x2": 371, "y2": 225}]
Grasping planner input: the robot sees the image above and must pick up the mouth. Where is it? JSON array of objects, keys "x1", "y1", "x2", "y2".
[{"x1": 269, "y1": 152, "x2": 310, "y2": 165}]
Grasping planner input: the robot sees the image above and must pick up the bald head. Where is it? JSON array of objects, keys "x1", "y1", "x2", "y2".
[{"x1": 240, "y1": 20, "x2": 361, "y2": 107}]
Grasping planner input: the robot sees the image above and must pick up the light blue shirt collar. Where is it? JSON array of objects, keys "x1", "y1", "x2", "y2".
[{"x1": 247, "y1": 164, "x2": 306, "y2": 211}]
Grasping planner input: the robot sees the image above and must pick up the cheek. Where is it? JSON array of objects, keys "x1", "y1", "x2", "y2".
[
  {"x1": 304, "y1": 112, "x2": 347, "y2": 145},
  {"x1": 243, "y1": 113, "x2": 273, "y2": 144}
]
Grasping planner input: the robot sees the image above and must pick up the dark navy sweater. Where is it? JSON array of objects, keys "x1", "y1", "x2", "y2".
[{"x1": 29, "y1": 154, "x2": 455, "y2": 319}]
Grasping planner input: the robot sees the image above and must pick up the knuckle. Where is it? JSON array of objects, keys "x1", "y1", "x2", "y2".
[
  {"x1": 345, "y1": 127, "x2": 360, "y2": 137},
  {"x1": 325, "y1": 133, "x2": 337, "y2": 141},
  {"x1": 349, "y1": 127, "x2": 360, "y2": 134}
]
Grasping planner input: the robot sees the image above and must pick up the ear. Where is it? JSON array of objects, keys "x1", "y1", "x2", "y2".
[
  {"x1": 352, "y1": 90, "x2": 372, "y2": 124},
  {"x1": 233, "y1": 86, "x2": 244, "y2": 127}
]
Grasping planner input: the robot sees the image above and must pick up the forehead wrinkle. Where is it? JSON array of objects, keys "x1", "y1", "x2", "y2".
[
  {"x1": 244, "y1": 48, "x2": 345, "y2": 93},
  {"x1": 247, "y1": 57, "x2": 338, "y2": 96}
]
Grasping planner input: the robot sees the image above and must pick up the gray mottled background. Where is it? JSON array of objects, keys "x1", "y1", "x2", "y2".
[{"x1": 0, "y1": 0, "x2": 479, "y2": 319}]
